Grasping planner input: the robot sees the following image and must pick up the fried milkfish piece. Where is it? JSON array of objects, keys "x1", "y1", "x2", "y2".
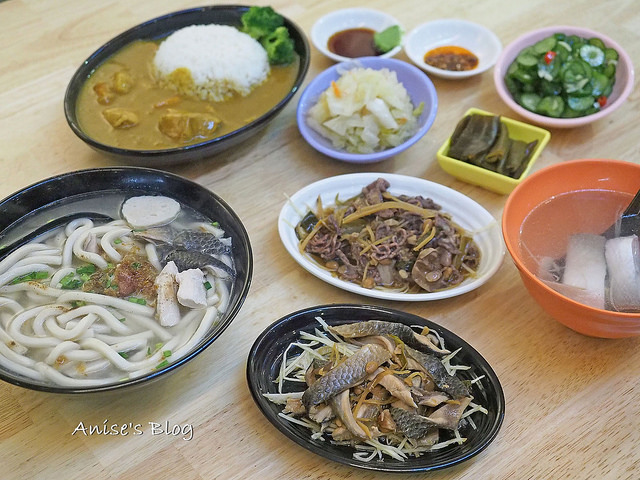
[
  {"x1": 390, "y1": 396, "x2": 472, "y2": 438},
  {"x1": 301, "y1": 343, "x2": 390, "y2": 409},
  {"x1": 329, "y1": 320, "x2": 450, "y2": 356},
  {"x1": 404, "y1": 345, "x2": 470, "y2": 399}
]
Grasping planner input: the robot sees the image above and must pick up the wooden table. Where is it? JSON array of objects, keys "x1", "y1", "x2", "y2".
[{"x1": 1, "y1": 1, "x2": 639, "y2": 479}]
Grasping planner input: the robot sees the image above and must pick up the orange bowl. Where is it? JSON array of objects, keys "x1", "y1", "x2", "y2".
[{"x1": 502, "y1": 158, "x2": 640, "y2": 338}]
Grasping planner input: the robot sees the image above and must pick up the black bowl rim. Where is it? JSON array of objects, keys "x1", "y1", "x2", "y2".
[
  {"x1": 63, "y1": 5, "x2": 310, "y2": 161},
  {"x1": 0, "y1": 166, "x2": 253, "y2": 393},
  {"x1": 246, "y1": 303, "x2": 506, "y2": 473}
]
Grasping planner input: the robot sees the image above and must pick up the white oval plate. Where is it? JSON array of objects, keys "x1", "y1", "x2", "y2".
[{"x1": 278, "y1": 173, "x2": 504, "y2": 301}]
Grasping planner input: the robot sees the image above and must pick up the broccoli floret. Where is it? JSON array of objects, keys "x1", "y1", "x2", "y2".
[
  {"x1": 241, "y1": 6, "x2": 284, "y2": 40},
  {"x1": 261, "y1": 26, "x2": 295, "y2": 65}
]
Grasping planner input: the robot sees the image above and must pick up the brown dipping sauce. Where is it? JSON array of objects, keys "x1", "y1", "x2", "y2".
[
  {"x1": 328, "y1": 28, "x2": 380, "y2": 58},
  {"x1": 424, "y1": 45, "x2": 478, "y2": 71}
]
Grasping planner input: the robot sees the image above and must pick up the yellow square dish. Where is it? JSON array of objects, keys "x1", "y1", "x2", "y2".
[{"x1": 436, "y1": 108, "x2": 551, "y2": 194}]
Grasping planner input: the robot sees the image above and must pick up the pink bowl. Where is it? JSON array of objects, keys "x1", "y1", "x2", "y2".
[
  {"x1": 494, "y1": 26, "x2": 634, "y2": 129},
  {"x1": 502, "y1": 159, "x2": 640, "y2": 338}
]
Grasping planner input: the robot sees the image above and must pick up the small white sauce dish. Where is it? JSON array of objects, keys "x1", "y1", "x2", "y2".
[
  {"x1": 404, "y1": 19, "x2": 502, "y2": 79},
  {"x1": 311, "y1": 8, "x2": 403, "y2": 63}
]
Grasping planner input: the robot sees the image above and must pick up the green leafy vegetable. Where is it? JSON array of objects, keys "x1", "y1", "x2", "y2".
[
  {"x1": 261, "y1": 26, "x2": 295, "y2": 65},
  {"x1": 373, "y1": 25, "x2": 402, "y2": 54},
  {"x1": 241, "y1": 6, "x2": 283, "y2": 39},
  {"x1": 240, "y1": 6, "x2": 295, "y2": 65}
]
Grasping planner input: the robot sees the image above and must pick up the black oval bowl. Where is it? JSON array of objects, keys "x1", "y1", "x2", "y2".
[
  {"x1": 247, "y1": 304, "x2": 505, "y2": 473},
  {"x1": 0, "y1": 167, "x2": 253, "y2": 393},
  {"x1": 64, "y1": 5, "x2": 310, "y2": 166}
]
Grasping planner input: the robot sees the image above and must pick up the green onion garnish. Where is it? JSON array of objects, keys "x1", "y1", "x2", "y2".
[
  {"x1": 113, "y1": 238, "x2": 123, "y2": 244},
  {"x1": 163, "y1": 350, "x2": 172, "y2": 358},
  {"x1": 128, "y1": 297, "x2": 146, "y2": 305},
  {"x1": 9, "y1": 271, "x2": 49, "y2": 285},
  {"x1": 203, "y1": 281, "x2": 212, "y2": 290},
  {"x1": 118, "y1": 352, "x2": 129, "y2": 359},
  {"x1": 76, "y1": 264, "x2": 96, "y2": 275},
  {"x1": 155, "y1": 360, "x2": 169, "y2": 369}
]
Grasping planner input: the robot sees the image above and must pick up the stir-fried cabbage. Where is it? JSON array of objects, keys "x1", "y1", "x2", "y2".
[{"x1": 307, "y1": 67, "x2": 423, "y2": 154}]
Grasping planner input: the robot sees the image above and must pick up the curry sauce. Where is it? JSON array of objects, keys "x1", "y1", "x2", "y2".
[{"x1": 76, "y1": 40, "x2": 299, "y2": 150}]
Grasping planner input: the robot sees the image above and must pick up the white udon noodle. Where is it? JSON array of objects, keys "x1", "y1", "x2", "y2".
[{"x1": 0, "y1": 218, "x2": 232, "y2": 387}]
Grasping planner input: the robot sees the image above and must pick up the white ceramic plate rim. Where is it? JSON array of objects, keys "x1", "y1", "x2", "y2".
[
  {"x1": 278, "y1": 173, "x2": 505, "y2": 301},
  {"x1": 404, "y1": 19, "x2": 502, "y2": 79},
  {"x1": 310, "y1": 7, "x2": 403, "y2": 63}
]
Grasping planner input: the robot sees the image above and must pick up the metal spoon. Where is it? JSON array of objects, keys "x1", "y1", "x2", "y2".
[{"x1": 0, "y1": 212, "x2": 114, "y2": 258}]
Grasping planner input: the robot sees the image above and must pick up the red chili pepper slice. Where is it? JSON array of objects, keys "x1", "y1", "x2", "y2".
[
  {"x1": 597, "y1": 96, "x2": 607, "y2": 107},
  {"x1": 544, "y1": 51, "x2": 556, "y2": 65}
]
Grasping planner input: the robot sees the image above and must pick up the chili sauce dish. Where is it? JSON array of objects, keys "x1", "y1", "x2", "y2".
[{"x1": 404, "y1": 19, "x2": 502, "y2": 79}]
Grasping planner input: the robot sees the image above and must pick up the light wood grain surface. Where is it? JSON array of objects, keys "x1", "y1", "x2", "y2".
[{"x1": 1, "y1": 1, "x2": 639, "y2": 479}]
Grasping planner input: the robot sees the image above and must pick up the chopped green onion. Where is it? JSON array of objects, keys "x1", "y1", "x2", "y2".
[
  {"x1": 118, "y1": 317, "x2": 126, "y2": 322},
  {"x1": 163, "y1": 350, "x2": 172, "y2": 358},
  {"x1": 60, "y1": 272, "x2": 83, "y2": 290},
  {"x1": 76, "y1": 264, "x2": 96, "y2": 275},
  {"x1": 70, "y1": 301, "x2": 87, "y2": 308},
  {"x1": 147, "y1": 347, "x2": 152, "y2": 356},
  {"x1": 211, "y1": 221, "x2": 220, "y2": 227},
  {"x1": 128, "y1": 297, "x2": 146, "y2": 305},
  {"x1": 113, "y1": 238, "x2": 123, "y2": 244},
  {"x1": 9, "y1": 271, "x2": 49, "y2": 285},
  {"x1": 203, "y1": 281, "x2": 212, "y2": 290},
  {"x1": 118, "y1": 352, "x2": 129, "y2": 359},
  {"x1": 131, "y1": 262, "x2": 141, "y2": 269},
  {"x1": 61, "y1": 279, "x2": 83, "y2": 290},
  {"x1": 155, "y1": 360, "x2": 169, "y2": 369},
  {"x1": 155, "y1": 342, "x2": 163, "y2": 350}
]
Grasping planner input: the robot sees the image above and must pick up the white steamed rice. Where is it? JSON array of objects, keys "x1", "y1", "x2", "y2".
[{"x1": 154, "y1": 24, "x2": 270, "y2": 102}]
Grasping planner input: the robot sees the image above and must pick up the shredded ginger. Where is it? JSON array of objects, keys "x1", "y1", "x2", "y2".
[{"x1": 307, "y1": 67, "x2": 422, "y2": 154}]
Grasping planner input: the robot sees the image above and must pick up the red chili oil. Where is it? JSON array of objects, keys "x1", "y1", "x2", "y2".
[{"x1": 424, "y1": 45, "x2": 479, "y2": 71}]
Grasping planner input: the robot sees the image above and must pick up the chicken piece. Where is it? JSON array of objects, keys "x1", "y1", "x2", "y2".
[
  {"x1": 329, "y1": 389, "x2": 368, "y2": 439},
  {"x1": 417, "y1": 391, "x2": 450, "y2": 408},
  {"x1": 158, "y1": 110, "x2": 221, "y2": 142},
  {"x1": 102, "y1": 108, "x2": 139, "y2": 129},
  {"x1": 175, "y1": 268, "x2": 207, "y2": 308},
  {"x1": 282, "y1": 398, "x2": 306, "y2": 416},
  {"x1": 308, "y1": 404, "x2": 334, "y2": 424},
  {"x1": 112, "y1": 71, "x2": 134, "y2": 94},
  {"x1": 428, "y1": 397, "x2": 472, "y2": 430},
  {"x1": 378, "y1": 409, "x2": 396, "y2": 433},
  {"x1": 93, "y1": 82, "x2": 115, "y2": 105},
  {"x1": 154, "y1": 261, "x2": 181, "y2": 327}
]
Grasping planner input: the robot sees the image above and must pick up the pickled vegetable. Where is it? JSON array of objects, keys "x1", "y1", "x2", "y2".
[
  {"x1": 447, "y1": 113, "x2": 538, "y2": 179},
  {"x1": 504, "y1": 33, "x2": 618, "y2": 119}
]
